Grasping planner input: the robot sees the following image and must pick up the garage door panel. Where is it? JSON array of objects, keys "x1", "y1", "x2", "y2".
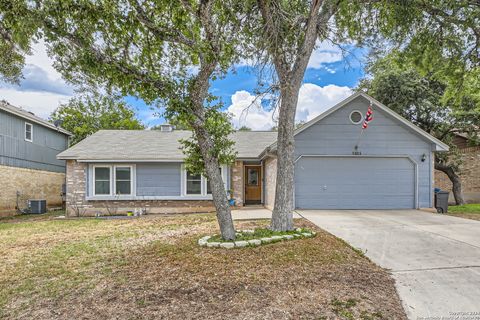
[{"x1": 295, "y1": 157, "x2": 415, "y2": 209}]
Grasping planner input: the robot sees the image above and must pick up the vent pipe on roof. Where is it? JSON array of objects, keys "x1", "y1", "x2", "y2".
[{"x1": 159, "y1": 124, "x2": 174, "y2": 132}]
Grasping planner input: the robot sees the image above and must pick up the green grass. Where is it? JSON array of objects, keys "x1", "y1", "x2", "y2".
[
  {"x1": 207, "y1": 227, "x2": 312, "y2": 242},
  {"x1": 448, "y1": 203, "x2": 480, "y2": 214}
]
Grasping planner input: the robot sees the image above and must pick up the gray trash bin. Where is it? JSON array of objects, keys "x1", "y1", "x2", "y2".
[{"x1": 434, "y1": 191, "x2": 449, "y2": 213}]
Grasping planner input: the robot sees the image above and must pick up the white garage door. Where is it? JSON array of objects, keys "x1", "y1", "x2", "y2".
[{"x1": 295, "y1": 156, "x2": 416, "y2": 209}]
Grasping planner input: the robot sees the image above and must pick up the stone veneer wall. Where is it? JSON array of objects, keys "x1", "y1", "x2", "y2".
[
  {"x1": 434, "y1": 146, "x2": 480, "y2": 203},
  {"x1": 65, "y1": 160, "x2": 215, "y2": 216},
  {"x1": 264, "y1": 157, "x2": 277, "y2": 210},
  {"x1": 231, "y1": 160, "x2": 244, "y2": 206},
  {"x1": 0, "y1": 164, "x2": 65, "y2": 216}
]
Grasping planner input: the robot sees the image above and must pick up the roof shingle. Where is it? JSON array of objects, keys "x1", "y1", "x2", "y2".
[{"x1": 57, "y1": 130, "x2": 277, "y2": 160}]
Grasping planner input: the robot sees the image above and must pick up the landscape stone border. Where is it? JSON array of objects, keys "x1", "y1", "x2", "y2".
[{"x1": 198, "y1": 228, "x2": 316, "y2": 249}]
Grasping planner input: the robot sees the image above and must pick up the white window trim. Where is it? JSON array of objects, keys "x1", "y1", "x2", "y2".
[
  {"x1": 349, "y1": 110, "x2": 363, "y2": 125},
  {"x1": 91, "y1": 164, "x2": 136, "y2": 198},
  {"x1": 113, "y1": 165, "x2": 135, "y2": 196},
  {"x1": 181, "y1": 164, "x2": 227, "y2": 198},
  {"x1": 92, "y1": 165, "x2": 112, "y2": 196},
  {"x1": 24, "y1": 122, "x2": 33, "y2": 142}
]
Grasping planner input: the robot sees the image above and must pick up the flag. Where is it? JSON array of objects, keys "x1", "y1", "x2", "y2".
[{"x1": 362, "y1": 104, "x2": 374, "y2": 129}]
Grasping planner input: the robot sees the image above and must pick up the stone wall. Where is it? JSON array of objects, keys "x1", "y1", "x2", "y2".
[
  {"x1": 264, "y1": 157, "x2": 277, "y2": 210},
  {"x1": 65, "y1": 160, "x2": 215, "y2": 216},
  {"x1": 231, "y1": 160, "x2": 244, "y2": 206},
  {"x1": 434, "y1": 146, "x2": 480, "y2": 203},
  {"x1": 0, "y1": 164, "x2": 65, "y2": 216}
]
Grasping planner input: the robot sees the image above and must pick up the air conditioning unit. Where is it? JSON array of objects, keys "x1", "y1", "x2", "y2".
[{"x1": 28, "y1": 200, "x2": 47, "y2": 214}]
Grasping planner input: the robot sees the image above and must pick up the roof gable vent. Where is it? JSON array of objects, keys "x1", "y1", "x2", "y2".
[{"x1": 159, "y1": 124, "x2": 174, "y2": 132}]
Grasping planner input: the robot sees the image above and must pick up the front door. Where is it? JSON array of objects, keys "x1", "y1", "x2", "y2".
[{"x1": 244, "y1": 166, "x2": 262, "y2": 204}]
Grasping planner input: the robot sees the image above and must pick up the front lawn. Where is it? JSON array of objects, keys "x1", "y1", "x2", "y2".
[
  {"x1": 447, "y1": 203, "x2": 480, "y2": 221},
  {"x1": 0, "y1": 213, "x2": 406, "y2": 319}
]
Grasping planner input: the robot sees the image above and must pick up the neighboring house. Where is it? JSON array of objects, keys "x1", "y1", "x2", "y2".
[
  {"x1": 57, "y1": 93, "x2": 448, "y2": 216},
  {"x1": 435, "y1": 133, "x2": 480, "y2": 203},
  {"x1": 0, "y1": 101, "x2": 71, "y2": 215}
]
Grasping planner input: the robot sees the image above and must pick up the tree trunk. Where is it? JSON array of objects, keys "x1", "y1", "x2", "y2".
[
  {"x1": 435, "y1": 161, "x2": 466, "y2": 205},
  {"x1": 194, "y1": 126, "x2": 236, "y2": 240},
  {"x1": 189, "y1": 60, "x2": 236, "y2": 240},
  {"x1": 271, "y1": 86, "x2": 299, "y2": 231}
]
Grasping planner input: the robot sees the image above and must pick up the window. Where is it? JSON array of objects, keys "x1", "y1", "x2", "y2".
[
  {"x1": 115, "y1": 167, "x2": 132, "y2": 195},
  {"x1": 25, "y1": 122, "x2": 33, "y2": 142},
  {"x1": 184, "y1": 166, "x2": 226, "y2": 196},
  {"x1": 247, "y1": 168, "x2": 259, "y2": 186},
  {"x1": 186, "y1": 171, "x2": 202, "y2": 195},
  {"x1": 349, "y1": 110, "x2": 363, "y2": 124},
  {"x1": 94, "y1": 167, "x2": 111, "y2": 195}
]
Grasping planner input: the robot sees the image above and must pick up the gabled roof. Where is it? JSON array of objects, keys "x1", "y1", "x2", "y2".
[
  {"x1": 57, "y1": 130, "x2": 277, "y2": 161},
  {"x1": 0, "y1": 100, "x2": 72, "y2": 136},
  {"x1": 268, "y1": 92, "x2": 449, "y2": 152}
]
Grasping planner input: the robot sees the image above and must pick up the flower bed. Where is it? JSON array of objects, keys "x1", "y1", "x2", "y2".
[{"x1": 198, "y1": 228, "x2": 316, "y2": 248}]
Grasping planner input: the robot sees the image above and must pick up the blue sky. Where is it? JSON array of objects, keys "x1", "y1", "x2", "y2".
[{"x1": 0, "y1": 41, "x2": 367, "y2": 130}]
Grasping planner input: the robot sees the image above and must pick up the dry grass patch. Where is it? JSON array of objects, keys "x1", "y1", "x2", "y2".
[{"x1": 0, "y1": 213, "x2": 406, "y2": 319}]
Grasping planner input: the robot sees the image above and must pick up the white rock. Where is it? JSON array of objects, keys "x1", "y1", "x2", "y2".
[
  {"x1": 260, "y1": 237, "x2": 273, "y2": 243},
  {"x1": 198, "y1": 239, "x2": 207, "y2": 246},
  {"x1": 296, "y1": 228, "x2": 302, "y2": 232},
  {"x1": 235, "y1": 241, "x2": 248, "y2": 248},
  {"x1": 248, "y1": 239, "x2": 262, "y2": 246},
  {"x1": 292, "y1": 234, "x2": 302, "y2": 238},
  {"x1": 271, "y1": 236, "x2": 283, "y2": 241},
  {"x1": 302, "y1": 233, "x2": 312, "y2": 237},
  {"x1": 220, "y1": 242, "x2": 235, "y2": 249},
  {"x1": 207, "y1": 242, "x2": 220, "y2": 248},
  {"x1": 242, "y1": 229, "x2": 255, "y2": 234},
  {"x1": 203, "y1": 235, "x2": 212, "y2": 241},
  {"x1": 283, "y1": 235, "x2": 294, "y2": 240}
]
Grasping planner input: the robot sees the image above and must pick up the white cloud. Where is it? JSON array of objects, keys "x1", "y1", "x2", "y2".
[
  {"x1": 227, "y1": 91, "x2": 276, "y2": 130},
  {"x1": 0, "y1": 40, "x2": 74, "y2": 119},
  {"x1": 307, "y1": 40, "x2": 343, "y2": 69},
  {"x1": 226, "y1": 84, "x2": 352, "y2": 130},
  {"x1": 0, "y1": 88, "x2": 71, "y2": 118}
]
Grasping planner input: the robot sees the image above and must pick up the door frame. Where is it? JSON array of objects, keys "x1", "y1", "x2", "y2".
[
  {"x1": 243, "y1": 164, "x2": 263, "y2": 205},
  {"x1": 293, "y1": 154, "x2": 419, "y2": 209}
]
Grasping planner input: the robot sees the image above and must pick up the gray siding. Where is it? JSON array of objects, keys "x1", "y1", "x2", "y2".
[
  {"x1": 0, "y1": 109, "x2": 68, "y2": 172},
  {"x1": 136, "y1": 163, "x2": 181, "y2": 196},
  {"x1": 294, "y1": 96, "x2": 433, "y2": 208}
]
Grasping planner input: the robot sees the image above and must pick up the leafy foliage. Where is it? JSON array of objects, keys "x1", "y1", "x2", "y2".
[
  {"x1": 177, "y1": 106, "x2": 237, "y2": 175},
  {"x1": 51, "y1": 92, "x2": 144, "y2": 145}
]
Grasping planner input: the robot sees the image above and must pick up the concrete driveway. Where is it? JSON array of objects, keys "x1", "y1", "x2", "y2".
[{"x1": 298, "y1": 210, "x2": 480, "y2": 319}]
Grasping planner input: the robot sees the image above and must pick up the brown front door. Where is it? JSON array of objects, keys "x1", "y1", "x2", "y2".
[{"x1": 244, "y1": 166, "x2": 262, "y2": 204}]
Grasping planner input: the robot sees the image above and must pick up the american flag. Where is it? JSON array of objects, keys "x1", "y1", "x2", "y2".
[{"x1": 362, "y1": 104, "x2": 374, "y2": 129}]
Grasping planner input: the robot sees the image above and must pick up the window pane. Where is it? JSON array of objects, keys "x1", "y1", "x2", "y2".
[
  {"x1": 116, "y1": 167, "x2": 131, "y2": 180},
  {"x1": 95, "y1": 167, "x2": 110, "y2": 180},
  {"x1": 186, "y1": 171, "x2": 201, "y2": 181},
  {"x1": 95, "y1": 181, "x2": 110, "y2": 195},
  {"x1": 94, "y1": 167, "x2": 110, "y2": 195},
  {"x1": 25, "y1": 124, "x2": 32, "y2": 140},
  {"x1": 247, "y1": 169, "x2": 258, "y2": 186},
  {"x1": 187, "y1": 180, "x2": 202, "y2": 194},
  {"x1": 116, "y1": 181, "x2": 131, "y2": 195}
]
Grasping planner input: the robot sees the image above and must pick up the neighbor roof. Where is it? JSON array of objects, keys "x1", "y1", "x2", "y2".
[
  {"x1": 0, "y1": 100, "x2": 72, "y2": 136},
  {"x1": 267, "y1": 92, "x2": 449, "y2": 153},
  {"x1": 57, "y1": 130, "x2": 278, "y2": 161}
]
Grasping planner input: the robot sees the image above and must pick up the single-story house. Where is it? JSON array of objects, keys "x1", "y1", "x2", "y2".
[{"x1": 57, "y1": 92, "x2": 449, "y2": 216}]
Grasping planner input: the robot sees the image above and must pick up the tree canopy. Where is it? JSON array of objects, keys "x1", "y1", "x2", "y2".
[{"x1": 51, "y1": 92, "x2": 145, "y2": 145}]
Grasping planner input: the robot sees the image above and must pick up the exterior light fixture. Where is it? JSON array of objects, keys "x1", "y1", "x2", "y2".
[{"x1": 421, "y1": 154, "x2": 426, "y2": 162}]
